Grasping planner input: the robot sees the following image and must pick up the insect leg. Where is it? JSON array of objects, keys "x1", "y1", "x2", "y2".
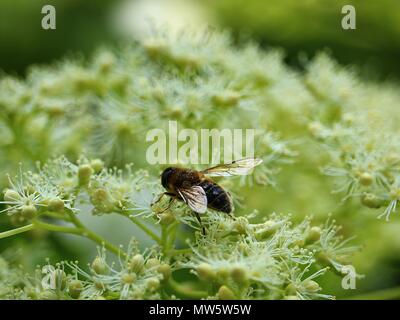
[
  {"x1": 193, "y1": 211, "x2": 206, "y2": 235},
  {"x1": 151, "y1": 192, "x2": 175, "y2": 206},
  {"x1": 157, "y1": 197, "x2": 175, "y2": 214}
]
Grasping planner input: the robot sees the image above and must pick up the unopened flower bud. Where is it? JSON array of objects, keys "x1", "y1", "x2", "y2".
[
  {"x1": 129, "y1": 254, "x2": 145, "y2": 273},
  {"x1": 216, "y1": 267, "x2": 230, "y2": 281},
  {"x1": 359, "y1": 172, "x2": 374, "y2": 186},
  {"x1": 217, "y1": 285, "x2": 236, "y2": 300},
  {"x1": 78, "y1": 164, "x2": 93, "y2": 186},
  {"x1": 303, "y1": 280, "x2": 320, "y2": 292},
  {"x1": 230, "y1": 266, "x2": 248, "y2": 285},
  {"x1": 196, "y1": 263, "x2": 215, "y2": 281},
  {"x1": 361, "y1": 193, "x2": 384, "y2": 209},
  {"x1": 146, "y1": 277, "x2": 160, "y2": 291},
  {"x1": 3, "y1": 189, "x2": 20, "y2": 202},
  {"x1": 157, "y1": 264, "x2": 171, "y2": 281},
  {"x1": 68, "y1": 279, "x2": 83, "y2": 299},
  {"x1": 90, "y1": 188, "x2": 116, "y2": 213},
  {"x1": 90, "y1": 159, "x2": 104, "y2": 173},
  {"x1": 91, "y1": 257, "x2": 108, "y2": 275},
  {"x1": 159, "y1": 212, "x2": 175, "y2": 225},
  {"x1": 48, "y1": 198, "x2": 65, "y2": 213},
  {"x1": 121, "y1": 273, "x2": 136, "y2": 284},
  {"x1": 306, "y1": 226, "x2": 322, "y2": 244},
  {"x1": 285, "y1": 283, "x2": 297, "y2": 295},
  {"x1": 21, "y1": 205, "x2": 37, "y2": 219}
]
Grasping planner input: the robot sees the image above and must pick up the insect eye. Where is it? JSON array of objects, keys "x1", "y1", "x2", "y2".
[{"x1": 161, "y1": 167, "x2": 173, "y2": 188}]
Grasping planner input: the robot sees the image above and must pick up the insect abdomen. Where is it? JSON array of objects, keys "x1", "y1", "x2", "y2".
[{"x1": 199, "y1": 180, "x2": 232, "y2": 214}]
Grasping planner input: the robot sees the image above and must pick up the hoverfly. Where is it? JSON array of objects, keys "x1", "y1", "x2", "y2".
[{"x1": 154, "y1": 158, "x2": 263, "y2": 234}]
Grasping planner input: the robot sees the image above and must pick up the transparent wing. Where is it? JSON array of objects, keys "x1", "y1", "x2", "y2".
[
  {"x1": 177, "y1": 186, "x2": 208, "y2": 214},
  {"x1": 202, "y1": 158, "x2": 263, "y2": 177}
]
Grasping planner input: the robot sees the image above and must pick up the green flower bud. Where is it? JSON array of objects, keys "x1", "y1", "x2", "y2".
[
  {"x1": 359, "y1": 172, "x2": 374, "y2": 186},
  {"x1": 216, "y1": 267, "x2": 230, "y2": 281},
  {"x1": 157, "y1": 264, "x2": 171, "y2": 281},
  {"x1": 21, "y1": 205, "x2": 37, "y2": 219},
  {"x1": 48, "y1": 198, "x2": 65, "y2": 213},
  {"x1": 217, "y1": 285, "x2": 236, "y2": 300},
  {"x1": 3, "y1": 189, "x2": 20, "y2": 202},
  {"x1": 303, "y1": 280, "x2": 320, "y2": 292},
  {"x1": 129, "y1": 254, "x2": 145, "y2": 273},
  {"x1": 91, "y1": 257, "x2": 108, "y2": 275},
  {"x1": 78, "y1": 164, "x2": 93, "y2": 187},
  {"x1": 361, "y1": 193, "x2": 385, "y2": 209},
  {"x1": 121, "y1": 273, "x2": 136, "y2": 285},
  {"x1": 285, "y1": 283, "x2": 297, "y2": 295},
  {"x1": 68, "y1": 280, "x2": 83, "y2": 299},
  {"x1": 159, "y1": 212, "x2": 175, "y2": 225},
  {"x1": 230, "y1": 266, "x2": 248, "y2": 285},
  {"x1": 90, "y1": 188, "x2": 116, "y2": 213},
  {"x1": 90, "y1": 159, "x2": 104, "y2": 173},
  {"x1": 146, "y1": 277, "x2": 160, "y2": 291},
  {"x1": 196, "y1": 263, "x2": 215, "y2": 281},
  {"x1": 306, "y1": 226, "x2": 322, "y2": 244}
]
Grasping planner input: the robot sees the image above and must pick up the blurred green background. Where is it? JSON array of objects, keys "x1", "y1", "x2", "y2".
[
  {"x1": 1, "y1": 0, "x2": 400, "y2": 299},
  {"x1": 1, "y1": 0, "x2": 400, "y2": 80}
]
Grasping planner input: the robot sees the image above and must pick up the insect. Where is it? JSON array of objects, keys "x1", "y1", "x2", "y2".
[{"x1": 154, "y1": 158, "x2": 263, "y2": 234}]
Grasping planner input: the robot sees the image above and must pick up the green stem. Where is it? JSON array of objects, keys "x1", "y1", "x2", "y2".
[
  {"x1": 167, "y1": 221, "x2": 179, "y2": 251},
  {"x1": 34, "y1": 218, "x2": 125, "y2": 257},
  {"x1": 119, "y1": 212, "x2": 161, "y2": 244},
  {"x1": 167, "y1": 277, "x2": 208, "y2": 299},
  {"x1": 41, "y1": 211, "x2": 71, "y2": 221},
  {"x1": 161, "y1": 225, "x2": 168, "y2": 257},
  {"x1": 344, "y1": 286, "x2": 400, "y2": 300},
  {"x1": 0, "y1": 224, "x2": 35, "y2": 239},
  {"x1": 34, "y1": 220, "x2": 81, "y2": 234}
]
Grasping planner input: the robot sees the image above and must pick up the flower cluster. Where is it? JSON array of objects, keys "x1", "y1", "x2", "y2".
[{"x1": 0, "y1": 157, "x2": 359, "y2": 300}]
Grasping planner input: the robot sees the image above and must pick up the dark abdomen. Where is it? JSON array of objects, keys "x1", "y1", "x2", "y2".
[{"x1": 199, "y1": 180, "x2": 232, "y2": 214}]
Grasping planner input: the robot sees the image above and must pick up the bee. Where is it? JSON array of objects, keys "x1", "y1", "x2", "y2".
[{"x1": 154, "y1": 158, "x2": 263, "y2": 234}]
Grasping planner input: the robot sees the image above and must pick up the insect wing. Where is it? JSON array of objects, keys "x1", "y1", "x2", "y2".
[
  {"x1": 178, "y1": 186, "x2": 208, "y2": 213},
  {"x1": 202, "y1": 158, "x2": 263, "y2": 177}
]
